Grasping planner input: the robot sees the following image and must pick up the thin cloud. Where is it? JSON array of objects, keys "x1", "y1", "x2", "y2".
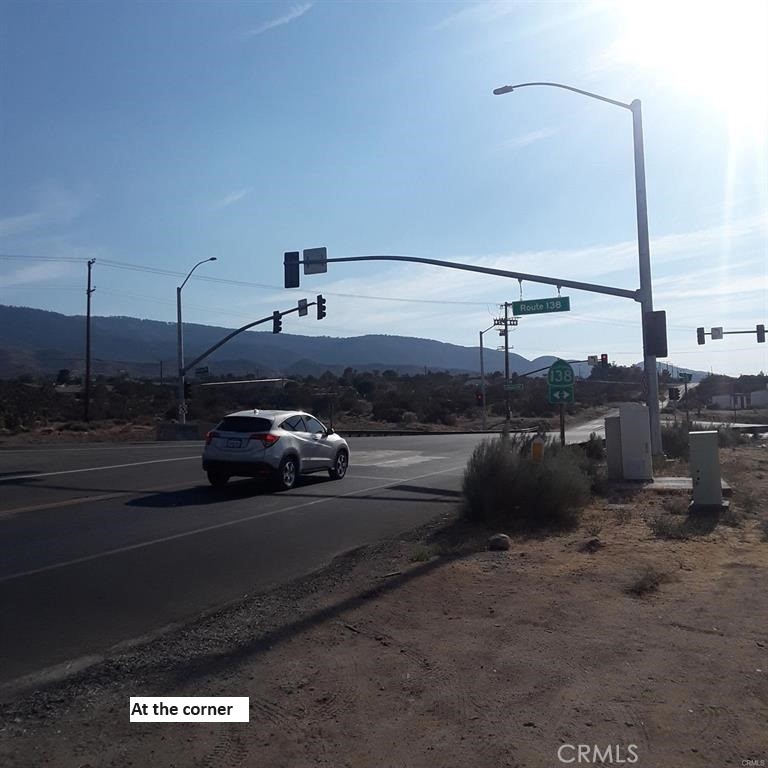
[
  {"x1": 498, "y1": 128, "x2": 557, "y2": 151},
  {"x1": 210, "y1": 187, "x2": 253, "y2": 210},
  {"x1": 0, "y1": 260, "x2": 76, "y2": 288},
  {"x1": 433, "y1": 1, "x2": 519, "y2": 31},
  {"x1": 0, "y1": 185, "x2": 88, "y2": 239},
  {"x1": 245, "y1": 3, "x2": 314, "y2": 36}
]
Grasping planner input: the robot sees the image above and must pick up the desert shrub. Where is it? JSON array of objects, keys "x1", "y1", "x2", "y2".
[
  {"x1": 462, "y1": 435, "x2": 590, "y2": 532},
  {"x1": 626, "y1": 566, "x2": 668, "y2": 596},
  {"x1": 662, "y1": 496, "x2": 689, "y2": 515},
  {"x1": 737, "y1": 491, "x2": 759, "y2": 516},
  {"x1": 648, "y1": 515, "x2": 690, "y2": 539},
  {"x1": 662, "y1": 422, "x2": 690, "y2": 460},
  {"x1": 584, "y1": 432, "x2": 605, "y2": 461},
  {"x1": 717, "y1": 427, "x2": 746, "y2": 448},
  {"x1": 647, "y1": 510, "x2": 721, "y2": 539}
]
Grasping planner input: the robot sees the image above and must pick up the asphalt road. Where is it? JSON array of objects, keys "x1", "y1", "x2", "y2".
[
  {"x1": 0, "y1": 435, "x2": 487, "y2": 687},
  {"x1": 0, "y1": 420, "x2": 611, "y2": 689}
]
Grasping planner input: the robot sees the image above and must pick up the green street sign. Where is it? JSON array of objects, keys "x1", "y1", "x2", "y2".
[
  {"x1": 512, "y1": 296, "x2": 571, "y2": 316},
  {"x1": 503, "y1": 381, "x2": 523, "y2": 391},
  {"x1": 679, "y1": 372, "x2": 693, "y2": 382},
  {"x1": 548, "y1": 386, "x2": 574, "y2": 404},
  {"x1": 547, "y1": 359, "x2": 575, "y2": 405},
  {"x1": 547, "y1": 359, "x2": 575, "y2": 386}
]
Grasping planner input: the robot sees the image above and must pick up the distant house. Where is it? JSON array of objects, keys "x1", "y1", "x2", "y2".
[{"x1": 711, "y1": 385, "x2": 768, "y2": 410}]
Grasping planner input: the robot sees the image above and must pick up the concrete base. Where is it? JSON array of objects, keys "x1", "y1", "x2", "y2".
[
  {"x1": 607, "y1": 476, "x2": 733, "y2": 496},
  {"x1": 689, "y1": 499, "x2": 731, "y2": 515}
]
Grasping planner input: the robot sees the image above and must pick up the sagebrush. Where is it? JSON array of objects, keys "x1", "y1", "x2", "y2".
[{"x1": 462, "y1": 434, "x2": 590, "y2": 531}]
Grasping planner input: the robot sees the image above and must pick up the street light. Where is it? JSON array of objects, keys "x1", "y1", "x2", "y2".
[
  {"x1": 493, "y1": 81, "x2": 662, "y2": 455},
  {"x1": 176, "y1": 257, "x2": 217, "y2": 424},
  {"x1": 479, "y1": 323, "x2": 497, "y2": 430}
]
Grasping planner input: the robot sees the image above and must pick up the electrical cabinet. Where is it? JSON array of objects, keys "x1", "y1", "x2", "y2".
[
  {"x1": 618, "y1": 404, "x2": 653, "y2": 480},
  {"x1": 689, "y1": 431, "x2": 722, "y2": 507}
]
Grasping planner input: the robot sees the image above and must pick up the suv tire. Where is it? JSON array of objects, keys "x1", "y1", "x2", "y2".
[
  {"x1": 276, "y1": 455, "x2": 299, "y2": 491},
  {"x1": 328, "y1": 449, "x2": 349, "y2": 480},
  {"x1": 207, "y1": 470, "x2": 229, "y2": 488}
]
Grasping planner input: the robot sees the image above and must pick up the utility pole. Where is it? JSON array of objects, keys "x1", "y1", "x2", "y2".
[
  {"x1": 84, "y1": 259, "x2": 95, "y2": 422},
  {"x1": 493, "y1": 303, "x2": 518, "y2": 423},
  {"x1": 504, "y1": 301, "x2": 510, "y2": 421},
  {"x1": 478, "y1": 323, "x2": 496, "y2": 431}
]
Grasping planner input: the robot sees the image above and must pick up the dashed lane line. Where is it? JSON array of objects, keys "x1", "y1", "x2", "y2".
[{"x1": 0, "y1": 455, "x2": 199, "y2": 483}]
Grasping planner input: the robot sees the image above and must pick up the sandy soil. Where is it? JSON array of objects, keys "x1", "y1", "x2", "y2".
[{"x1": 1, "y1": 445, "x2": 766, "y2": 768}]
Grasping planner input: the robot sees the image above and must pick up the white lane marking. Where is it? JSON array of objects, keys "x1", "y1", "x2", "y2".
[
  {"x1": 0, "y1": 480, "x2": 196, "y2": 519},
  {"x1": 0, "y1": 442, "x2": 201, "y2": 454},
  {"x1": 0, "y1": 456, "x2": 199, "y2": 483},
  {"x1": 0, "y1": 464, "x2": 465, "y2": 584},
  {"x1": 351, "y1": 450, "x2": 446, "y2": 468}
]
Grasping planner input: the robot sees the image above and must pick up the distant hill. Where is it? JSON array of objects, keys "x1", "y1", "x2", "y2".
[{"x1": 0, "y1": 304, "x2": 575, "y2": 379}]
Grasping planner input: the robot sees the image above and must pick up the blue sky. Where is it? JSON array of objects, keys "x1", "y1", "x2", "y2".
[{"x1": 1, "y1": 0, "x2": 766, "y2": 376}]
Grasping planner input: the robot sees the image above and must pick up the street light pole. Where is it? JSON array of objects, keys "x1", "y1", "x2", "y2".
[
  {"x1": 493, "y1": 81, "x2": 662, "y2": 454},
  {"x1": 176, "y1": 257, "x2": 217, "y2": 425},
  {"x1": 479, "y1": 323, "x2": 496, "y2": 430}
]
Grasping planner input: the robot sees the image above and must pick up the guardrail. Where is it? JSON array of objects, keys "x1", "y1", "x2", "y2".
[
  {"x1": 156, "y1": 423, "x2": 540, "y2": 441},
  {"x1": 335, "y1": 427, "x2": 539, "y2": 437}
]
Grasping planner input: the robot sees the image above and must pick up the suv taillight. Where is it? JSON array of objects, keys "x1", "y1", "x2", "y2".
[
  {"x1": 251, "y1": 432, "x2": 280, "y2": 448},
  {"x1": 205, "y1": 430, "x2": 219, "y2": 445},
  {"x1": 250, "y1": 432, "x2": 279, "y2": 447}
]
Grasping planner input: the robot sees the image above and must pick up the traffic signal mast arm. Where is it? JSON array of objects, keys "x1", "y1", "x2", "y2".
[
  {"x1": 183, "y1": 300, "x2": 317, "y2": 375},
  {"x1": 517, "y1": 359, "x2": 588, "y2": 377},
  {"x1": 697, "y1": 325, "x2": 766, "y2": 344},
  {"x1": 287, "y1": 253, "x2": 639, "y2": 301}
]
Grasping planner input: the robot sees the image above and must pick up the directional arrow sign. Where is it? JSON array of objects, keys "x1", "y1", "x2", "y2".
[
  {"x1": 547, "y1": 386, "x2": 574, "y2": 404},
  {"x1": 547, "y1": 359, "x2": 575, "y2": 405}
]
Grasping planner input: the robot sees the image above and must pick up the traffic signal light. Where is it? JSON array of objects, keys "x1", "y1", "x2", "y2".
[
  {"x1": 643, "y1": 310, "x2": 668, "y2": 358},
  {"x1": 183, "y1": 381, "x2": 191, "y2": 399},
  {"x1": 272, "y1": 310, "x2": 282, "y2": 334},
  {"x1": 475, "y1": 391, "x2": 482, "y2": 405},
  {"x1": 668, "y1": 387, "x2": 680, "y2": 401},
  {"x1": 697, "y1": 327, "x2": 706, "y2": 345},
  {"x1": 600, "y1": 353, "x2": 608, "y2": 367},
  {"x1": 758, "y1": 324, "x2": 766, "y2": 343},
  {"x1": 316, "y1": 294, "x2": 327, "y2": 320},
  {"x1": 284, "y1": 251, "x2": 300, "y2": 288}
]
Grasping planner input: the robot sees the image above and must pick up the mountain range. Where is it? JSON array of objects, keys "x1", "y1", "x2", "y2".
[{"x1": 0, "y1": 304, "x2": 705, "y2": 381}]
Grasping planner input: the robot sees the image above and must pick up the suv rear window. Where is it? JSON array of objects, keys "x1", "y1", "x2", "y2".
[{"x1": 216, "y1": 416, "x2": 272, "y2": 433}]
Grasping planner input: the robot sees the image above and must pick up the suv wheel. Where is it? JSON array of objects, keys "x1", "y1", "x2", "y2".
[
  {"x1": 276, "y1": 455, "x2": 298, "y2": 490},
  {"x1": 207, "y1": 470, "x2": 229, "y2": 488},
  {"x1": 328, "y1": 449, "x2": 348, "y2": 480}
]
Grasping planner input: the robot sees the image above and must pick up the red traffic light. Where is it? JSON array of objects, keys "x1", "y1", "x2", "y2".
[{"x1": 600, "y1": 353, "x2": 608, "y2": 367}]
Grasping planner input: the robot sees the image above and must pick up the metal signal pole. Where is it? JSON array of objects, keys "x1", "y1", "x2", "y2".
[{"x1": 84, "y1": 259, "x2": 95, "y2": 422}]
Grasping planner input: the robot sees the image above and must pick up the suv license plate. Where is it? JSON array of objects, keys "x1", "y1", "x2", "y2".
[{"x1": 226, "y1": 438, "x2": 242, "y2": 448}]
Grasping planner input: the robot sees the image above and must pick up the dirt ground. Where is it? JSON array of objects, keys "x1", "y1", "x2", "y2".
[{"x1": 1, "y1": 444, "x2": 766, "y2": 768}]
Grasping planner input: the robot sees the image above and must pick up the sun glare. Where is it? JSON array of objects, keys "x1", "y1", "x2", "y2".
[{"x1": 612, "y1": 0, "x2": 768, "y2": 140}]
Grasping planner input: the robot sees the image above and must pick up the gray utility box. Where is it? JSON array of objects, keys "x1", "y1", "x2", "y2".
[
  {"x1": 689, "y1": 431, "x2": 723, "y2": 507},
  {"x1": 604, "y1": 404, "x2": 653, "y2": 481}
]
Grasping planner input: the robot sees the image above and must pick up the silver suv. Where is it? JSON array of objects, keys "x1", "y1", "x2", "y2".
[{"x1": 202, "y1": 409, "x2": 350, "y2": 490}]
